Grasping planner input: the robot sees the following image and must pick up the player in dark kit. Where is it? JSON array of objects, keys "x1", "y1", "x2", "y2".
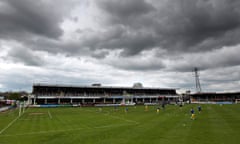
[
  {"x1": 198, "y1": 105, "x2": 202, "y2": 113},
  {"x1": 161, "y1": 103, "x2": 165, "y2": 110}
]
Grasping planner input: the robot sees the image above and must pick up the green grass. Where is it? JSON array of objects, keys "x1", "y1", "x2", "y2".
[{"x1": 0, "y1": 104, "x2": 239, "y2": 144}]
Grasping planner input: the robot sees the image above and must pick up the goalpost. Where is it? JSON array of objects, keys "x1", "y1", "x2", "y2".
[
  {"x1": 19, "y1": 103, "x2": 22, "y2": 117},
  {"x1": 0, "y1": 101, "x2": 27, "y2": 134},
  {"x1": 235, "y1": 99, "x2": 240, "y2": 104},
  {"x1": 18, "y1": 101, "x2": 28, "y2": 117}
]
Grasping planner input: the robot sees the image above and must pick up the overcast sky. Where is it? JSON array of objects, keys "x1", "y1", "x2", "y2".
[{"x1": 1, "y1": 0, "x2": 240, "y2": 93}]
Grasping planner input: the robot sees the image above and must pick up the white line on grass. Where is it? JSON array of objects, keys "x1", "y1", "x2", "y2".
[
  {"x1": 0, "y1": 122, "x2": 136, "y2": 137},
  {"x1": 101, "y1": 110, "x2": 139, "y2": 124},
  {"x1": 0, "y1": 116, "x2": 20, "y2": 135},
  {"x1": 85, "y1": 109, "x2": 140, "y2": 129},
  {"x1": 104, "y1": 113, "x2": 139, "y2": 124},
  {"x1": 94, "y1": 123, "x2": 136, "y2": 129},
  {"x1": 48, "y1": 110, "x2": 52, "y2": 119},
  {"x1": 19, "y1": 119, "x2": 32, "y2": 121},
  {"x1": 0, "y1": 127, "x2": 85, "y2": 137},
  {"x1": 0, "y1": 108, "x2": 138, "y2": 137},
  {"x1": 0, "y1": 107, "x2": 31, "y2": 133},
  {"x1": 83, "y1": 109, "x2": 140, "y2": 125}
]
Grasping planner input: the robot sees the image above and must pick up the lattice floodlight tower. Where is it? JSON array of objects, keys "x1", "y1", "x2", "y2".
[{"x1": 193, "y1": 67, "x2": 202, "y2": 93}]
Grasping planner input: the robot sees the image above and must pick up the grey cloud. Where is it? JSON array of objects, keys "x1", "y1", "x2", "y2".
[
  {"x1": 7, "y1": 46, "x2": 44, "y2": 66},
  {"x1": 202, "y1": 67, "x2": 240, "y2": 83},
  {"x1": 0, "y1": 80, "x2": 31, "y2": 92},
  {"x1": 0, "y1": 0, "x2": 75, "y2": 39},
  {"x1": 80, "y1": 26, "x2": 156, "y2": 56},
  {"x1": 26, "y1": 38, "x2": 93, "y2": 57},
  {"x1": 98, "y1": 0, "x2": 155, "y2": 24},
  {"x1": 88, "y1": 0, "x2": 240, "y2": 56},
  {"x1": 2, "y1": 0, "x2": 240, "y2": 92},
  {"x1": 194, "y1": 67, "x2": 240, "y2": 92},
  {"x1": 2, "y1": 0, "x2": 240, "y2": 72},
  {"x1": 91, "y1": 50, "x2": 109, "y2": 59},
  {"x1": 155, "y1": 0, "x2": 240, "y2": 51},
  {"x1": 106, "y1": 56, "x2": 166, "y2": 71},
  {"x1": 4, "y1": 0, "x2": 240, "y2": 60},
  {"x1": 115, "y1": 61, "x2": 165, "y2": 71},
  {"x1": 0, "y1": 69, "x2": 102, "y2": 92},
  {"x1": 168, "y1": 45, "x2": 240, "y2": 72}
]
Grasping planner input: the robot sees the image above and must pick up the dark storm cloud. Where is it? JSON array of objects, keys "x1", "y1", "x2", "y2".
[
  {"x1": 91, "y1": 0, "x2": 240, "y2": 56},
  {"x1": 0, "y1": 0, "x2": 72, "y2": 39},
  {"x1": 1, "y1": 0, "x2": 240, "y2": 72},
  {"x1": 155, "y1": 0, "x2": 240, "y2": 52},
  {"x1": 97, "y1": 0, "x2": 155, "y2": 24},
  {"x1": 2, "y1": 0, "x2": 239, "y2": 58},
  {"x1": 79, "y1": 25, "x2": 156, "y2": 56},
  {"x1": 25, "y1": 37, "x2": 94, "y2": 56}
]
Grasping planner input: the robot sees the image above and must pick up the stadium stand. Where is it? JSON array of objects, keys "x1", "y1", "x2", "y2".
[
  {"x1": 31, "y1": 83, "x2": 179, "y2": 106},
  {"x1": 190, "y1": 92, "x2": 240, "y2": 104}
]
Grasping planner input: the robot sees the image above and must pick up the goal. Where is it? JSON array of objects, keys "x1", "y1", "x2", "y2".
[{"x1": 235, "y1": 99, "x2": 240, "y2": 104}]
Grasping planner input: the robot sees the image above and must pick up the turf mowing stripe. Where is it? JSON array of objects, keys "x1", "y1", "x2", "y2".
[
  {"x1": 58, "y1": 109, "x2": 91, "y2": 129},
  {"x1": 0, "y1": 127, "x2": 85, "y2": 137},
  {"x1": 0, "y1": 107, "x2": 27, "y2": 135},
  {"x1": 0, "y1": 122, "x2": 136, "y2": 137},
  {"x1": 0, "y1": 115, "x2": 20, "y2": 135},
  {"x1": 71, "y1": 108, "x2": 140, "y2": 129},
  {"x1": 93, "y1": 123, "x2": 137, "y2": 129},
  {"x1": 83, "y1": 109, "x2": 140, "y2": 124},
  {"x1": 103, "y1": 112, "x2": 140, "y2": 124}
]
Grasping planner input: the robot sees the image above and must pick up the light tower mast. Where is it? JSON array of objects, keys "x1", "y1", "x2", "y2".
[{"x1": 193, "y1": 67, "x2": 202, "y2": 93}]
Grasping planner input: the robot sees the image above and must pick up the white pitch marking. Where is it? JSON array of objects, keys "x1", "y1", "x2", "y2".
[
  {"x1": 0, "y1": 108, "x2": 138, "y2": 136},
  {"x1": 0, "y1": 127, "x2": 85, "y2": 137},
  {"x1": 19, "y1": 119, "x2": 32, "y2": 121},
  {"x1": 104, "y1": 114, "x2": 139, "y2": 124},
  {"x1": 0, "y1": 116, "x2": 20, "y2": 135},
  {"x1": 94, "y1": 123, "x2": 136, "y2": 129},
  {"x1": 83, "y1": 109, "x2": 140, "y2": 124},
  {"x1": 0, "y1": 123, "x2": 135, "y2": 137},
  {"x1": 0, "y1": 108, "x2": 27, "y2": 135},
  {"x1": 48, "y1": 110, "x2": 52, "y2": 119}
]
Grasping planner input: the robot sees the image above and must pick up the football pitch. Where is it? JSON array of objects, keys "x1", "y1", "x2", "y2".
[{"x1": 0, "y1": 104, "x2": 239, "y2": 144}]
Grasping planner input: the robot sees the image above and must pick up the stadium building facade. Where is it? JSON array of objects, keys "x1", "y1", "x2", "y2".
[
  {"x1": 190, "y1": 92, "x2": 240, "y2": 104},
  {"x1": 31, "y1": 83, "x2": 179, "y2": 106}
]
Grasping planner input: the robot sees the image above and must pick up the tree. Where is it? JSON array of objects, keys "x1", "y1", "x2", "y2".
[{"x1": 8, "y1": 93, "x2": 21, "y2": 100}]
